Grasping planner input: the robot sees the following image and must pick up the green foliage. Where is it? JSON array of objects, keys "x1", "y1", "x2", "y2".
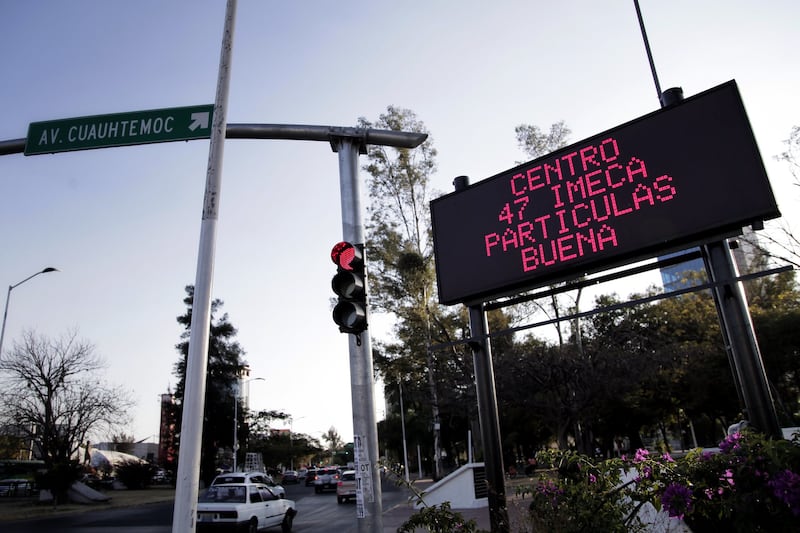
[
  {"x1": 390, "y1": 467, "x2": 485, "y2": 533},
  {"x1": 247, "y1": 409, "x2": 324, "y2": 468},
  {"x1": 397, "y1": 501, "x2": 482, "y2": 533},
  {"x1": 115, "y1": 459, "x2": 156, "y2": 490},
  {"x1": 515, "y1": 120, "x2": 571, "y2": 159},
  {"x1": 173, "y1": 285, "x2": 248, "y2": 485}
]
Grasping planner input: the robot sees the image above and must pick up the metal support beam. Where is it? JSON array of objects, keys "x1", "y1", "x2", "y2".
[
  {"x1": 468, "y1": 304, "x2": 509, "y2": 533},
  {"x1": 0, "y1": 126, "x2": 426, "y2": 157},
  {"x1": 702, "y1": 241, "x2": 782, "y2": 438}
]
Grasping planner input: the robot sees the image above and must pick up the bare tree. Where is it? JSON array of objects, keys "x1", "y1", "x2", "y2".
[
  {"x1": 0, "y1": 330, "x2": 133, "y2": 467},
  {"x1": 740, "y1": 126, "x2": 800, "y2": 269}
]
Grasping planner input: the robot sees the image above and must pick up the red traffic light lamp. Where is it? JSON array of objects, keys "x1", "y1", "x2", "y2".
[{"x1": 331, "y1": 242, "x2": 368, "y2": 335}]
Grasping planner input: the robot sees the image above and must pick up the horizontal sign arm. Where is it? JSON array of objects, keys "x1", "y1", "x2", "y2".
[{"x1": 0, "y1": 123, "x2": 426, "y2": 157}]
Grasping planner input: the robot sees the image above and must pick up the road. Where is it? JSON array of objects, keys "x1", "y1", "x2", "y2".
[{"x1": 1, "y1": 476, "x2": 413, "y2": 532}]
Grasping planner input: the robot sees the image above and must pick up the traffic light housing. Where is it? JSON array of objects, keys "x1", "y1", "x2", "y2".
[{"x1": 331, "y1": 241, "x2": 368, "y2": 335}]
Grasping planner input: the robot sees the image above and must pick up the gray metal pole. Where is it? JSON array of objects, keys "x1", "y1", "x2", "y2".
[
  {"x1": 702, "y1": 241, "x2": 782, "y2": 438},
  {"x1": 399, "y1": 382, "x2": 410, "y2": 482},
  {"x1": 633, "y1": 0, "x2": 662, "y2": 102},
  {"x1": 172, "y1": 1, "x2": 237, "y2": 532},
  {"x1": 0, "y1": 285, "x2": 13, "y2": 358},
  {"x1": 232, "y1": 394, "x2": 238, "y2": 472},
  {"x1": 0, "y1": 267, "x2": 58, "y2": 357},
  {"x1": 468, "y1": 304, "x2": 509, "y2": 533},
  {"x1": 333, "y1": 137, "x2": 383, "y2": 532}
]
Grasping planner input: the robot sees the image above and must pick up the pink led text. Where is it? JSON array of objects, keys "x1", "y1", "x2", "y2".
[{"x1": 483, "y1": 137, "x2": 677, "y2": 272}]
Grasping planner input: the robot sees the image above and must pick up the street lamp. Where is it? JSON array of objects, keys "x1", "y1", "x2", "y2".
[
  {"x1": 0, "y1": 267, "x2": 58, "y2": 356},
  {"x1": 233, "y1": 376, "x2": 265, "y2": 472}
]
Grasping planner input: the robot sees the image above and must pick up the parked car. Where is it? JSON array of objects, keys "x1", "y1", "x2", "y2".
[
  {"x1": 281, "y1": 470, "x2": 299, "y2": 484},
  {"x1": 197, "y1": 482, "x2": 296, "y2": 532},
  {"x1": 211, "y1": 472, "x2": 286, "y2": 499},
  {"x1": 313, "y1": 467, "x2": 340, "y2": 494},
  {"x1": 304, "y1": 468, "x2": 318, "y2": 487},
  {"x1": 336, "y1": 470, "x2": 357, "y2": 504},
  {"x1": 152, "y1": 469, "x2": 171, "y2": 484}
]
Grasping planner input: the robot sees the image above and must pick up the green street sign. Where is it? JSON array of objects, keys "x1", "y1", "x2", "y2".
[{"x1": 25, "y1": 104, "x2": 215, "y2": 155}]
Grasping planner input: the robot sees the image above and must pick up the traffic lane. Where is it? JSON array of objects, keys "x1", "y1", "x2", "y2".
[
  {"x1": 0, "y1": 476, "x2": 412, "y2": 533},
  {"x1": 283, "y1": 474, "x2": 412, "y2": 531},
  {"x1": 0, "y1": 501, "x2": 174, "y2": 533}
]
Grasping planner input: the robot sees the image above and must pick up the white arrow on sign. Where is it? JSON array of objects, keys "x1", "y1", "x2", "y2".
[{"x1": 189, "y1": 111, "x2": 210, "y2": 131}]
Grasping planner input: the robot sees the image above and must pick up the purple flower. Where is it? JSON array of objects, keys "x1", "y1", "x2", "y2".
[
  {"x1": 633, "y1": 448, "x2": 650, "y2": 463},
  {"x1": 662, "y1": 452, "x2": 675, "y2": 463},
  {"x1": 535, "y1": 479, "x2": 564, "y2": 508},
  {"x1": 719, "y1": 432, "x2": 743, "y2": 454},
  {"x1": 769, "y1": 470, "x2": 800, "y2": 516},
  {"x1": 662, "y1": 483, "x2": 693, "y2": 519},
  {"x1": 720, "y1": 469, "x2": 735, "y2": 487},
  {"x1": 588, "y1": 473, "x2": 597, "y2": 484}
]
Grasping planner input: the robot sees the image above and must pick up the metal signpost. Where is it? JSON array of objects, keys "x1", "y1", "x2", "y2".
[{"x1": 24, "y1": 104, "x2": 214, "y2": 155}]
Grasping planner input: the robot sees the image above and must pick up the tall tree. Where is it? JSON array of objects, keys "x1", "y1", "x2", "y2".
[
  {"x1": 173, "y1": 285, "x2": 247, "y2": 485},
  {"x1": 322, "y1": 426, "x2": 344, "y2": 463},
  {"x1": 514, "y1": 120, "x2": 571, "y2": 162},
  {"x1": 0, "y1": 330, "x2": 132, "y2": 468},
  {"x1": 358, "y1": 106, "x2": 451, "y2": 477},
  {"x1": 359, "y1": 106, "x2": 487, "y2": 477}
]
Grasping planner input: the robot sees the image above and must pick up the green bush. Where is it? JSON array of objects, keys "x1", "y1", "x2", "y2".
[
  {"x1": 36, "y1": 460, "x2": 82, "y2": 505},
  {"x1": 398, "y1": 501, "x2": 482, "y2": 533},
  {"x1": 115, "y1": 459, "x2": 156, "y2": 490}
]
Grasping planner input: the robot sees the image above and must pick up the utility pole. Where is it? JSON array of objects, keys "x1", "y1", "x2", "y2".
[
  {"x1": 332, "y1": 136, "x2": 382, "y2": 532},
  {"x1": 172, "y1": 1, "x2": 237, "y2": 532}
]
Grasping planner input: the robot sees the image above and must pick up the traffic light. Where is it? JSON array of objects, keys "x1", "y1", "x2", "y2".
[{"x1": 330, "y1": 241, "x2": 368, "y2": 336}]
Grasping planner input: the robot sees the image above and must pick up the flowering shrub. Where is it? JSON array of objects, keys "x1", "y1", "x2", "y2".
[
  {"x1": 523, "y1": 430, "x2": 800, "y2": 532},
  {"x1": 525, "y1": 449, "x2": 647, "y2": 532},
  {"x1": 659, "y1": 430, "x2": 800, "y2": 531}
]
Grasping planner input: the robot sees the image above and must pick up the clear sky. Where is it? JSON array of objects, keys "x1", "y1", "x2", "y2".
[{"x1": 1, "y1": 1, "x2": 798, "y2": 446}]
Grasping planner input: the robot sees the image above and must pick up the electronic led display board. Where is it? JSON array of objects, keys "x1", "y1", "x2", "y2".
[{"x1": 431, "y1": 81, "x2": 780, "y2": 305}]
